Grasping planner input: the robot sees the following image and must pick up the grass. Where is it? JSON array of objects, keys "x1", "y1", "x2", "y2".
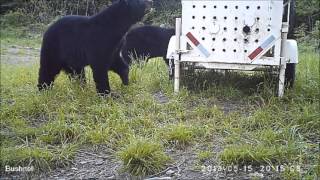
[
  {"x1": 161, "y1": 123, "x2": 195, "y2": 148},
  {"x1": 197, "y1": 150, "x2": 213, "y2": 162},
  {"x1": 1, "y1": 28, "x2": 319, "y2": 178},
  {"x1": 117, "y1": 137, "x2": 169, "y2": 176}
]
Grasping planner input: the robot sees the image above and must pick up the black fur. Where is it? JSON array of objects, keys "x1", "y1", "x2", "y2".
[
  {"x1": 114, "y1": 25, "x2": 175, "y2": 65},
  {"x1": 38, "y1": 0, "x2": 151, "y2": 94}
]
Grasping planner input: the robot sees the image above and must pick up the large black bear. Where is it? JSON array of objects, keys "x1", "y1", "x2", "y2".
[
  {"x1": 38, "y1": 0, "x2": 152, "y2": 95},
  {"x1": 113, "y1": 26, "x2": 175, "y2": 65}
]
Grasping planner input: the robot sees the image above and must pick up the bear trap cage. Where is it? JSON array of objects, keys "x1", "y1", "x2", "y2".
[{"x1": 166, "y1": 0, "x2": 298, "y2": 97}]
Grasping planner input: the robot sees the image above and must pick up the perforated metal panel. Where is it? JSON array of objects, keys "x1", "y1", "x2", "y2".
[{"x1": 180, "y1": 0, "x2": 284, "y2": 65}]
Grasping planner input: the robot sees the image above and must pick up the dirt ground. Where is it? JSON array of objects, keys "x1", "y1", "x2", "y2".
[{"x1": 1, "y1": 45, "x2": 39, "y2": 65}]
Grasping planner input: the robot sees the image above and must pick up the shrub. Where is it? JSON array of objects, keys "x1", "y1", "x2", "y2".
[
  {"x1": 0, "y1": 10, "x2": 30, "y2": 27},
  {"x1": 117, "y1": 137, "x2": 169, "y2": 176},
  {"x1": 163, "y1": 123, "x2": 194, "y2": 148}
]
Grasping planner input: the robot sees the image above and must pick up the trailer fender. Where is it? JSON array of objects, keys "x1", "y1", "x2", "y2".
[
  {"x1": 283, "y1": 39, "x2": 299, "y2": 64},
  {"x1": 166, "y1": 36, "x2": 177, "y2": 59}
]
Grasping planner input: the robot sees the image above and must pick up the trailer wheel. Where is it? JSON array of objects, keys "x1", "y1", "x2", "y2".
[{"x1": 285, "y1": 63, "x2": 296, "y2": 88}]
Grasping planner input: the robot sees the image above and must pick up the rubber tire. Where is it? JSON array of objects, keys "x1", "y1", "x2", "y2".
[{"x1": 285, "y1": 63, "x2": 296, "y2": 88}]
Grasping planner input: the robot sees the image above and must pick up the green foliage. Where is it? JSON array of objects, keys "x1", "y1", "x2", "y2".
[
  {"x1": 39, "y1": 120, "x2": 83, "y2": 144},
  {"x1": 296, "y1": 0, "x2": 319, "y2": 17},
  {"x1": 1, "y1": 145, "x2": 77, "y2": 171},
  {"x1": 161, "y1": 123, "x2": 194, "y2": 148},
  {"x1": 21, "y1": 0, "x2": 112, "y2": 24},
  {"x1": 220, "y1": 127, "x2": 306, "y2": 166},
  {"x1": 85, "y1": 126, "x2": 110, "y2": 144},
  {"x1": 280, "y1": 168, "x2": 301, "y2": 180},
  {"x1": 295, "y1": 21, "x2": 320, "y2": 49},
  {"x1": 197, "y1": 151, "x2": 213, "y2": 162},
  {"x1": 1, "y1": 0, "x2": 113, "y2": 21},
  {"x1": 0, "y1": 10, "x2": 30, "y2": 27},
  {"x1": 220, "y1": 144, "x2": 295, "y2": 166},
  {"x1": 1, "y1": 147, "x2": 54, "y2": 170},
  {"x1": 145, "y1": 0, "x2": 181, "y2": 26},
  {"x1": 117, "y1": 137, "x2": 169, "y2": 176},
  {"x1": 0, "y1": 0, "x2": 113, "y2": 38}
]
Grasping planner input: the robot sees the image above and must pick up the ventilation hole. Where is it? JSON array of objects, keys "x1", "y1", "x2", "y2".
[
  {"x1": 255, "y1": 39, "x2": 259, "y2": 43},
  {"x1": 234, "y1": 27, "x2": 238, "y2": 31},
  {"x1": 214, "y1": 5, "x2": 217, "y2": 8},
  {"x1": 202, "y1": 27, "x2": 206, "y2": 30},
  {"x1": 192, "y1": 16, "x2": 195, "y2": 19},
  {"x1": 192, "y1": 27, "x2": 195, "y2": 29},
  {"x1": 233, "y1": 49, "x2": 237, "y2": 52},
  {"x1": 244, "y1": 50, "x2": 248, "y2": 53},
  {"x1": 246, "y1": 6, "x2": 250, "y2": 9},
  {"x1": 203, "y1": 16, "x2": 206, "y2": 19},
  {"x1": 212, "y1": 38, "x2": 216, "y2": 41},
  {"x1": 234, "y1": 38, "x2": 237, "y2": 42},
  {"x1": 202, "y1": 37, "x2": 205, "y2": 41},
  {"x1": 193, "y1": 5, "x2": 196, "y2": 8},
  {"x1": 203, "y1": 5, "x2": 206, "y2": 8},
  {"x1": 235, "y1": 17, "x2": 238, "y2": 20},
  {"x1": 224, "y1": 5, "x2": 228, "y2": 9},
  {"x1": 257, "y1": 17, "x2": 260, "y2": 21},
  {"x1": 235, "y1": 6, "x2": 238, "y2": 9},
  {"x1": 244, "y1": 39, "x2": 249, "y2": 43},
  {"x1": 267, "y1": 28, "x2": 271, "y2": 32},
  {"x1": 224, "y1": 16, "x2": 227, "y2": 20},
  {"x1": 223, "y1": 49, "x2": 226, "y2": 52},
  {"x1": 257, "y1": 6, "x2": 261, "y2": 10},
  {"x1": 255, "y1": 28, "x2": 259, "y2": 33},
  {"x1": 212, "y1": 48, "x2": 215, "y2": 52},
  {"x1": 213, "y1": 16, "x2": 217, "y2": 20},
  {"x1": 223, "y1": 38, "x2": 227, "y2": 42},
  {"x1": 223, "y1": 27, "x2": 227, "y2": 31},
  {"x1": 243, "y1": 26, "x2": 251, "y2": 34}
]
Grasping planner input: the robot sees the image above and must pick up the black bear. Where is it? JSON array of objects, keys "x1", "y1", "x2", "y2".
[
  {"x1": 38, "y1": 0, "x2": 152, "y2": 95},
  {"x1": 113, "y1": 25, "x2": 175, "y2": 65}
]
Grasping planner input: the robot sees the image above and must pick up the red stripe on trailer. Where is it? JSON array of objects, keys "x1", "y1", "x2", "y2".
[
  {"x1": 186, "y1": 32, "x2": 200, "y2": 46},
  {"x1": 248, "y1": 47, "x2": 263, "y2": 60}
]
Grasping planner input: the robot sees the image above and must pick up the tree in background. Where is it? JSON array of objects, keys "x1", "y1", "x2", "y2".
[
  {"x1": 138, "y1": 0, "x2": 181, "y2": 26},
  {"x1": 0, "y1": 0, "x2": 23, "y2": 14},
  {"x1": 1, "y1": 0, "x2": 112, "y2": 24},
  {"x1": 296, "y1": 0, "x2": 319, "y2": 31},
  {"x1": 294, "y1": 0, "x2": 319, "y2": 48}
]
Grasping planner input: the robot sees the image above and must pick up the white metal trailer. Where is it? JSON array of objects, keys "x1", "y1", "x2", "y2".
[{"x1": 166, "y1": 0, "x2": 298, "y2": 97}]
